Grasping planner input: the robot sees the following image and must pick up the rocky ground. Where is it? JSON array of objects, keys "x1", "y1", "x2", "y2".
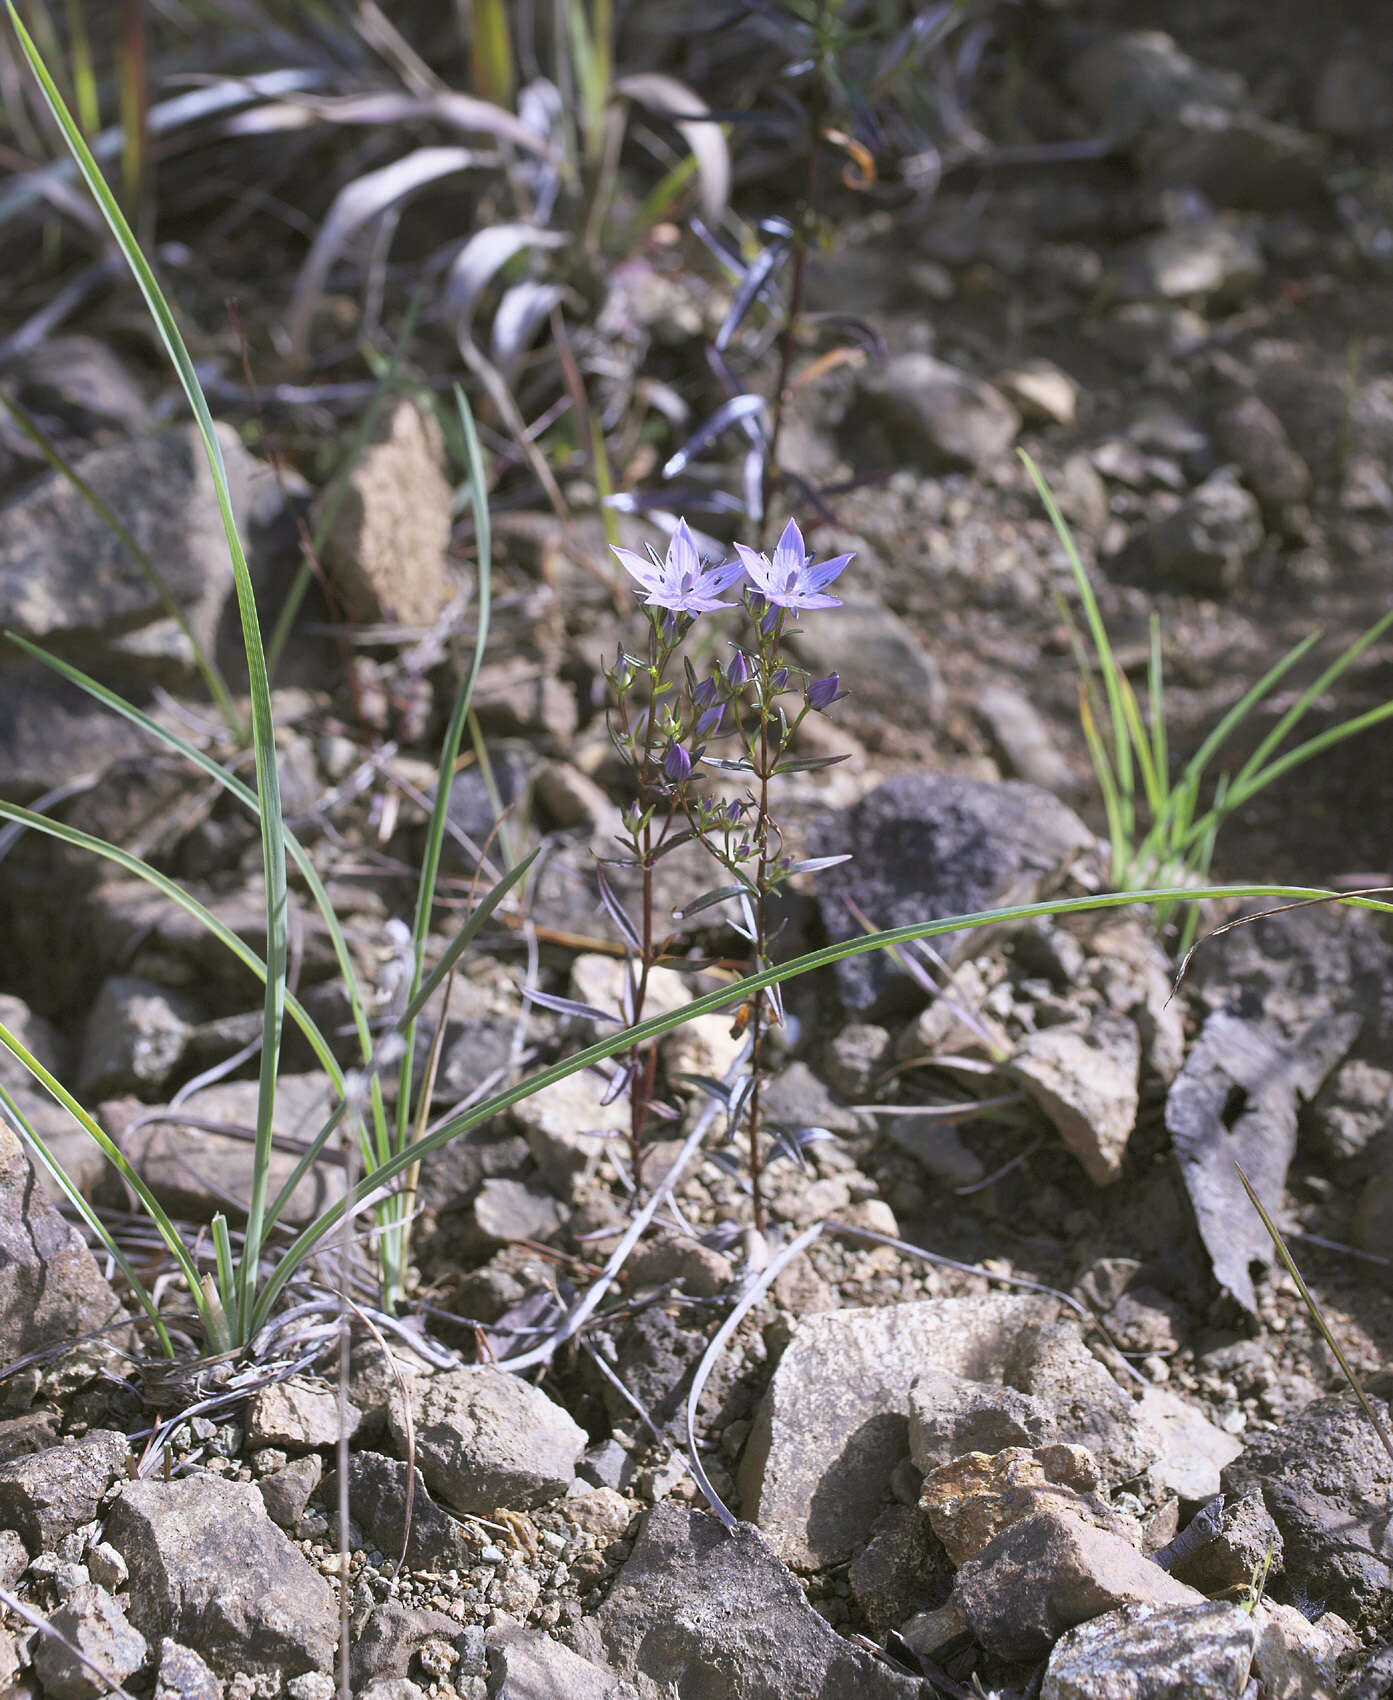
[{"x1": 1, "y1": 1, "x2": 1393, "y2": 1696}]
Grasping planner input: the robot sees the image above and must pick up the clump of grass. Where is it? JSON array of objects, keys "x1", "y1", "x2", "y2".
[{"x1": 1023, "y1": 450, "x2": 1393, "y2": 945}]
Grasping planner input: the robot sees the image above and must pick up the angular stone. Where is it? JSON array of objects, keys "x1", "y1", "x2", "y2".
[
  {"x1": 1115, "y1": 218, "x2": 1264, "y2": 308},
  {"x1": 153, "y1": 1637, "x2": 223, "y2": 1700},
  {"x1": 589, "y1": 1502, "x2": 924, "y2": 1699},
  {"x1": 31, "y1": 1583, "x2": 148, "y2": 1700},
  {"x1": 12, "y1": 335, "x2": 151, "y2": 435},
  {"x1": 849, "y1": 1504, "x2": 951, "y2": 1637},
  {"x1": 998, "y1": 359, "x2": 1078, "y2": 426},
  {"x1": 908, "y1": 1368, "x2": 1057, "y2": 1473},
  {"x1": 1012, "y1": 1323, "x2": 1157, "y2": 1486},
  {"x1": 0, "y1": 1123, "x2": 125, "y2": 1360},
  {"x1": 78, "y1": 975, "x2": 200, "y2": 1098},
  {"x1": 1252, "y1": 1601, "x2": 1356, "y2": 1700},
  {"x1": 322, "y1": 1451, "x2": 472, "y2": 1571},
  {"x1": 0, "y1": 423, "x2": 273, "y2": 678},
  {"x1": 318, "y1": 399, "x2": 454, "y2": 627},
  {"x1": 739, "y1": 1294, "x2": 1058, "y2": 1568},
  {"x1": 244, "y1": 1376, "x2": 361, "y2": 1450},
  {"x1": 952, "y1": 1509, "x2": 1204, "y2": 1662},
  {"x1": 1215, "y1": 395, "x2": 1311, "y2": 511},
  {"x1": 1134, "y1": 1385, "x2": 1242, "y2": 1502},
  {"x1": 1142, "y1": 468, "x2": 1264, "y2": 592},
  {"x1": 1011, "y1": 1015, "x2": 1141, "y2": 1186},
  {"x1": 854, "y1": 353, "x2": 1019, "y2": 473},
  {"x1": 256, "y1": 1455, "x2": 322, "y2": 1532},
  {"x1": 471, "y1": 1176, "x2": 565, "y2": 1247},
  {"x1": 0, "y1": 1429, "x2": 128, "y2": 1548},
  {"x1": 485, "y1": 1622, "x2": 623, "y2": 1700},
  {"x1": 921, "y1": 1444, "x2": 1128, "y2": 1566},
  {"x1": 389, "y1": 1365, "x2": 585, "y2": 1514},
  {"x1": 350, "y1": 1601, "x2": 461, "y2": 1689},
  {"x1": 106, "y1": 1474, "x2": 338, "y2": 1677},
  {"x1": 1223, "y1": 1395, "x2": 1393, "y2": 1622},
  {"x1": 806, "y1": 775, "x2": 1094, "y2": 1019},
  {"x1": 1041, "y1": 1601, "x2": 1256, "y2": 1700},
  {"x1": 509, "y1": 1070, "x2": 619, "y2": 1196}
]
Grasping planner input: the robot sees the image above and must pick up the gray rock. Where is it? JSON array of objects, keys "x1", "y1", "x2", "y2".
[
  {"x1": 389, "y1": 1365, "x2": 585, "y2": 1514},
  {"x1": 589, "y1": 1501, "x2": 924, "y2": 1699},
  {"x1": 884, "y1": 1116, "x2": 985, "y2": 1191},
  {"x1": 0, "y1": 422, "x2": 273, "y2": 679},
  {"x1": 12, "y1": 335, "x2": 151, "y2": 435},
  {"x1": 0, "y1": 1429, "x2": 128, "y2": 1548},
  {"x1": 0, "y1": 1123, "x2": 125, "y2": 1360},
  {"x1": 256, "y1": 1455, "x2": 322, "y2": 1532},
  {"x1": 997, "y1": 360, "x2": 1078, "y2": 427},
  {"x1": 1093, "y1": 303, "x2": 1209, "y2": 372},
  {"x1": 786, "y1": 597, "x2": 942, "y2": 731},
  {"x1": 1170, "y1": 1489, "x2": 1283, "y2": 1594},
  {"x1": 153, "y1": 1637, "x2": 223, "y2": 1700},
  {"x1": 351, "y1": 1601, "x2": 461, "y2": 1689},
  {"x1": 1011, "y1": 1015, "x2": 1141, "y2": 1187},
  {"x1": 0, "y1": 1528, "x2": 27, "y2": 1587},
  {"x1": 1313, "y1": 46, "x2": 1393, "y2": 136},
  {"x1": 77, "y1": 976, "x2": 200, "y2": 1098},
  {"x1": 1133, "y1": 1386, "x2": 1242, "y2": 1502},
  {"x1": 1251, "y1": 1600, "x2": 1356, "y2": 1700},
  {"x1": 822, "y1": 1024, "x2": 891, "y2": 1101},
  {"x1": 1065, "y1": 30, "x2": 1244, "y2": 147},
  {"x1": 509, "y1": 1070, "x2": 618, "y2": 1197},
  {"x1": 1142, "y1": 469, "x2": 1264, "y2": 592},
  {"x1": 83, "y1": 1540, "x2": 128, "y2": 1592},
  {"x1": 848, "y1": 1504, "x2": 951, "y2": 1636},
  {"x1": 854, "y1": 353, "x2": 1020, "y2": 473},
  {"x1": 471, "y1": 1176, "x2": 566, "y2": 1247},
  {"x1": 322, "y1": 1451, "x2": 472, "y2": 1571},
  {"x1": 361, "y1": 1683, "x2": 427, "y2": 1700},
  {"x1": 106, "y1": 1474, "x2": 338, "y2": 1677},
  {"x1": 1223, "y1": 1395, "x2": 1393, "y2": 1622},
  {"x1": 739, "y1": 1294, "x2": 1058, "y2": 1568},
  {"x1": 977, "y1": 682, "x2": 1075, "y2": 793},
  {"x1": 805, "y1": 775, "x2": 1094, "y2": 1019},
  {"x1": 31, "y1": 1583, "x2": 148, "y2": 1700},
  {"x1": 952, "y1": 1508, "x2": 1204, "y2": 1662},
  {"x1": 624, "y1": 1233, "x2": 730, "y2": 1298},
  {"x1": 317, "y1": 399, "x2": 454, "y2": 627},
  {"x1": 244, "y1": 1376, "x2": 361, "y2": 1450},
  {"x1": 0, "y1": 992, "x2": 69, "y2": 1093},
  {"x1": 1013, "y1": 1324, "x2": 1157, "y2": 1487},
  {"x1": 1216, "y1": 396, "x2": 1311, "y2": 513},
  {"x1": 909, "y1": 1368, "x2": 1058, "y2": 1472},
  {"x1": 485, "y1": 1622, "x2": 627, "y2": 1699},
  {"x1": 1136, "y1": 107, "x2": 1327, "y2": 211},
  {"x1": 1040, "y1": 1600, "x2": 1257, "y2": 1699},
  {"x1": 286, "y1": 1677, "x2": 335, "y2": 1700},
  {"x1": 1114, "y1": 218, "x2": 1264, "y2": 308},
  {"x1": 103, "y1": 1076, "x2": 345, "y2": 1227}
]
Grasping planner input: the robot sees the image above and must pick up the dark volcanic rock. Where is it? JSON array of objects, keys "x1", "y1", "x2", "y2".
[
  {"x1": 806, "y1": 775, "x2": 1093, "y2": 1018},
  {"x1": 0, "y1": 1429, "x2": 128, "y2": 1549},
  {"x1": 106, "y1": 1474, "x2": 338, "y2": 1677},
  {"x1": 1223, "y1": 1395, "x2": 1393, "y2": 1624},
  {"x1": 587, "y1": 1502, "x2": 924, "y2": 1699}
]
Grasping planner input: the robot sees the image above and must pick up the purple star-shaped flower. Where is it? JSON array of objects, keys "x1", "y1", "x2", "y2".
[
  {"x1": 612, "y1": 519, "x2": 744, "y2": 614},
  {"x1": 734, "y1": 518, "x2": 852, "y2": 611}
]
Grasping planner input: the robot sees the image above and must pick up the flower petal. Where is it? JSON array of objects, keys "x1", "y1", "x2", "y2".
[
  {"x1": 666, "y1": 517, "x2": 701, "y2": 580},
  {"x1": 803, "y1": 552, "x2": 853, "y2": 592},
  {"x1": 772, "y1": 517, "x2": 805, "y2": 574},
  {"x1": 612, "y1": 545, "x2": 660, "y2": 592}
]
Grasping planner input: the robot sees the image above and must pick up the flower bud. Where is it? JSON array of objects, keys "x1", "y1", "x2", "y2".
[
  {"x1": 696, "y1": 702, "x2": 724, "y2": 738},
  {"x1": 727, "y1": 650, "x2": 751, "y2": 689},
  {"x1": 771, "y1": 666, "x2": 789, "y2": 690},
  {"x1": 806, "y1": 672, "x2": 839, "y2": 711},
  {"x1": 692, "y1": 675, "x2": 718, "y2": 711},
  {"x1": 663, "y1": 743, "x2": 692, "y2": 783}
]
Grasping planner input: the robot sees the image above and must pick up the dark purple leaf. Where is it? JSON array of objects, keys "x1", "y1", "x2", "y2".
[
  {"x1": 522, "y1": 987, "x2": 622, "y2": 1024},
  {"x1": 714, "y1": 237, "x2": 791, "y2": 351},
  {"x1": 674, "y1": 884, "x2": 750, "y2": 920},
  {"x1": 596, "y1": 865, "x2": 644, "y2": 953},
  {"x1": 662, "y1": 394, "x2": 768, "y2": 479}
]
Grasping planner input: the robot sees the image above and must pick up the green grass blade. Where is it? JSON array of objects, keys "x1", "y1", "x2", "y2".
[
  {"x1": 1117, "y1": 669, "x2": 1164, "y2": 819},
  {"x1": 1077, "y1": 684, "x2": 1127, "y2": 885},
  {"x1": 1176, "y1": 630, "x2": 1322, "y2": 799},
  {"x1": 0, "y1": 1078, "x2": 173, "y2": 1353},
  {"x1": 1237, "y1": 1163, "x2": 1393, "y2": 1466},
  {"x1": 249, "y1": 878, "x2": 1393, "y2": 1330},
  {"x1": 0, "y1": 1023, "x2": 205, "y2": 1328},
  {"x1": 0, "y1": 798, "x2": 339, "y2": 1092},
  {"x1": 1225, "y1": 698, "x2": 1393, "y2": 815},
  {"x1": 1021, "y1": 451, "x2": 1134, "y2": 819},
  {"x1": 260, "y1": 845, "x2": 538, "y2": 1239},
  {"x1": 392, "y1": 387, "x2": 493, "y2": 1167},
  {"x1": 5, "y1": 4, "x2": 290, "y2": 1341},
  {"x1": 1228, "y1": 608, "x2": 1393, "y2": 799},
  {"x1": 1147, "y1": 612, "x2": 1167, "y2": 789},
  {"x1": 7, "y1": 634, "x2": 389, "y2": 1171},
  {"x1": 0, "y1": 394, "x2": 242, "y2": 737}
]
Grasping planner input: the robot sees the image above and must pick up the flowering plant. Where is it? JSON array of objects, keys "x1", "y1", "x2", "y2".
[{"x1": 585, "y1": 516, "x2": 851, "y2": 1230}]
